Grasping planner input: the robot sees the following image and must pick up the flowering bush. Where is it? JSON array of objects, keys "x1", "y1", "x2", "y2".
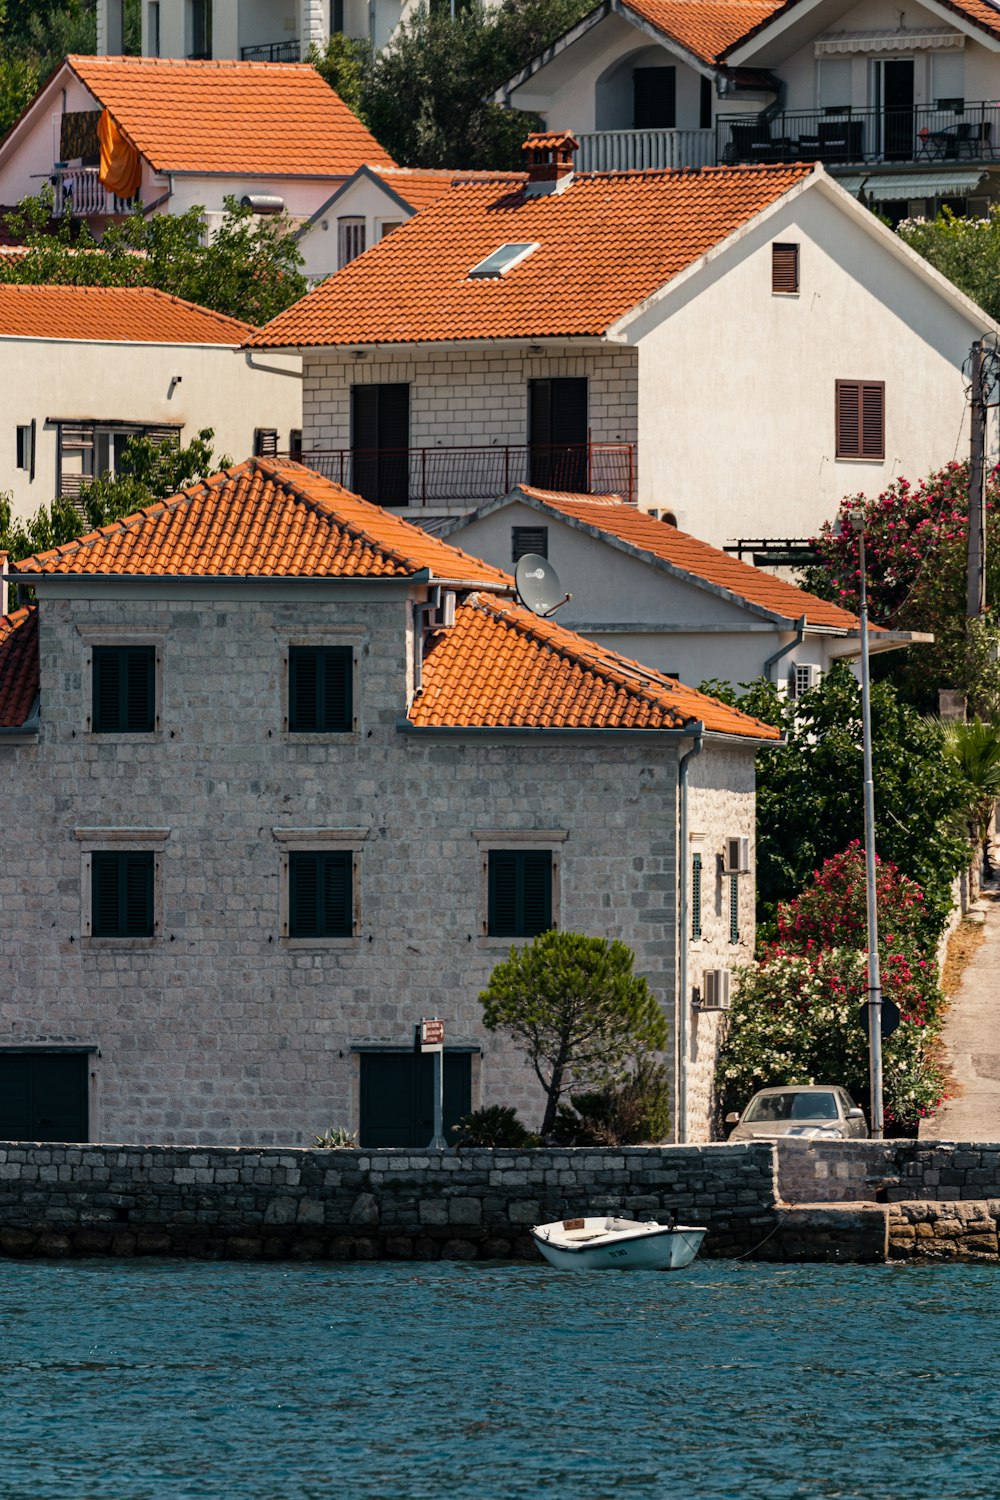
[
  {"x1": 777, "y1": 841, "x2": 938, "y2": 967},
  {"x1": 897, "y1": 206, "x2": 1000, "y2": 324}
]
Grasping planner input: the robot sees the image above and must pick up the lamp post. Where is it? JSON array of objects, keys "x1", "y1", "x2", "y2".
[{"x1": 846, "y1": 509, "x2": 884, "y2": 1139}]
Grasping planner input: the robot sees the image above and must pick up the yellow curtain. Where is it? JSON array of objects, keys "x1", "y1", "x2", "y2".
[{"x1": 97, "y1": 108, "x2": 142, "y2": 201}]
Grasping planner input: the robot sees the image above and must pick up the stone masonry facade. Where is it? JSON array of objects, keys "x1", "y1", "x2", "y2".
[{"x1": 0, "y1": 583, "x2": 755, "y2": 1145}]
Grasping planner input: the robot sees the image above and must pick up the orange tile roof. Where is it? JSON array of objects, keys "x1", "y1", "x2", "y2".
[
  {"x1": 0, "y1": 607, "x2": 39, "y2": 728},
  {"x1": 0, "y1": 284, "x2": 255, "y2": 343},
  {"x1": 513, "y1": 490, "x2": 867, "y2": 630},
  {"x1": 66, "y1": 55, "x2": 395, "y2": 177},
  {"x1": 15, "y1": 459, "x2": 511, "y2": 585},
  {"x1": 720, "y1": 0, "x2": 1000, "y2": 53},
  {"x1": 251, "y1": 162, "x2": 814, "y2": 348},
  {"x1": 409, "y1": 592, "x2": 780, "y2": 738},
  {"x1": 370, "y1": 167, "x2": 505, "y2": 214},
  {"x1": 626, "y1": 0, "x2": 787, "y2": 63}
]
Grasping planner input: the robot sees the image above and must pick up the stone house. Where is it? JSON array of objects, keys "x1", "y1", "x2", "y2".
[
  {"x1": 0, "y1": 284, "x2": 301, "y2": 523},
  {"x1": 250, "y1": 136, "x2": 998, "y2": 548},
  {"x1": 0, "y1": 459, "x2": 778, "y2": 1149},
  {"x1": 440, "y1": 485, "x2": 927, "y2": 691},
  {"x1": 0, "y1": 54, "x2": 393, "y2": 231},
  {"x1": 499, "y1": 0, "x2": 1000, "y2": 219}
]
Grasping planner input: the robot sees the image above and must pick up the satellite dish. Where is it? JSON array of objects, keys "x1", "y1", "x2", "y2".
[{"x1": 515, "y1": 554, "x2": 569, "y2": 617}]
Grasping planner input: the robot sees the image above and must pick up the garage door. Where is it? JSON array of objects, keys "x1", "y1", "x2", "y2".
[
  {"x1": 0, "y1": 1052, "x2": 89, "y2": 1142},
  {"x1": 359, "y1": 1052, "x2": 471, "y2": 1149}
]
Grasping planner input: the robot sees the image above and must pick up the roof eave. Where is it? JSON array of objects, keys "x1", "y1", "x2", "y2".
[
  {"x1": 396, "y1": 717, "x2": 774, "y2": 742},
  {"x1": 0, "y1": 695, "x2": 40, "y2": 740}
]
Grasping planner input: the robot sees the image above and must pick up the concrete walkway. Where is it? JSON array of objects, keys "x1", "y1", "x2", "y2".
[{"x1": 921, "y1": 882, "x2": 1000, "y2": 1142}]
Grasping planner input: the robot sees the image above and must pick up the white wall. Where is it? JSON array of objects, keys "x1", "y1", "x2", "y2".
[
  {"x1": 0, "y1": 338, "x2": 301, "y2": 520},
  {"x1": 0, "y1": 74, "x2": 100, "y2": 209},
  {"x1": 297, "y1": 176, "x2": 412, "y2": 285}
]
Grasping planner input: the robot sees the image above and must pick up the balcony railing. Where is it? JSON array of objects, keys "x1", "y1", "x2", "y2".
[
  {"x1": 240, "y1": 39, "x2": 302, "y2": 62},
  {"x1": 290, "y1": 443, "x2": 636, "y2": 507},
  {"x1": 718, "y1": 102, "x2": 1000, "y2": 168},
  {"x1": 576, "y1": 128, "x2": 715, "y2": 173},
  {"x1": 52, "y1": 167, "x2": 137, "y2": 217}
]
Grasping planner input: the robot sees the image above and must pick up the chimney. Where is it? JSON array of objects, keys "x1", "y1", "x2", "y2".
[{"x1": 522, "y1": 131, "x2": 578, "y2": 196}]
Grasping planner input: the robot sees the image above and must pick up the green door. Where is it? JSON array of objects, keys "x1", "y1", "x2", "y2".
[
  {"x1": 359, "y1": 1052, "x2": 472, "y2": 1148},
  {"x1": 0, "y1": 1052, "x2": 89, "y2": 1142}
]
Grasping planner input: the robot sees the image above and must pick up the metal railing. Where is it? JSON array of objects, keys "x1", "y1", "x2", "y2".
[
  {"x1": 287, "y1": 443, "x2": 636, "y2": 507},
  {"x1": 52, "y1": 167, "x2": 137, "y2": 217},
  {"x1": 240, "y1": 39, "x2": 302, "y2": 62},
  {"x1": 718, "y1": 102, "x2": 1000, "y2": 168},
  {"x1": 576, "y1": 128, "x2": 715, "y2": 173}
]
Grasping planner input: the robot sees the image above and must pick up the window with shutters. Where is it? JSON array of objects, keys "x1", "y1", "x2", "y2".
[
  {"x1": 338, "y1": 217, "x2": 366, "y2": 269},
  {"x1": 772, "y1": 242, "x2": 799, "y2": 295},
  {"x1": 487, "y1": 850, "x2": 553, "y2": 937},
  {"x1": 512, "y1": 526, "x2": 548, "y2": 563},
  {"x1": 835, "y1": 380, "x2": 885, "y2": 460},
  {"x1": 54, "y1": 421, "x2": 180, "y2": 499},
  {"x1": 288, "y1": 645, "x2": 353, "y2": 733},
  {"x1": 288, "y1": 851, "x2": 354, "y2": 939},
  {"x1": 691, "y1": 852, "x2": 702, "y2": 942},
  {"x1": 90, "y1": 851, "x2": 155, "y2": 938},
  {"x1": 528, "y1": 377, "x2": 588, "y2": 491},
  {"x1": 92, "y1": 646, "x2": 156, "y2": 733}
]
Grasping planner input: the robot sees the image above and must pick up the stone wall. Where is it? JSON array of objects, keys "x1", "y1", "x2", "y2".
[
  {"x1": 776, "y1": 1139, "x2": 1000, "y2": 1204},
  {"x1": 0, "y1": 1142, "x2": 778, "y2": 1260}
]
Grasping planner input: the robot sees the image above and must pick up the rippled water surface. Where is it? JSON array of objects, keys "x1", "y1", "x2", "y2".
[{"x1": 1, "y1": 1258, "x2": 997, "y2": 1499}]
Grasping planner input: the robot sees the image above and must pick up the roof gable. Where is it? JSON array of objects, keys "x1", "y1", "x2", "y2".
[
  {"x1": 250, "y1": 161, "x2": 815, "y2": 349},
  {"x1": 64, "y1": 55, "x2": 395, "y2": 177},
  {"x1": 0, "y1": 284, "x2": 255, "y2": 344},
  {"x1": 0, "y1": 607, "x2": 39, "y2": 729},
  {"x1": 723, "y1": 0, "x2": 1000, "y2": 60}
]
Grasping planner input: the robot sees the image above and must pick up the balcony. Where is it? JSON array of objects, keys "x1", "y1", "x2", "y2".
[
  {"x1": 240, "y1": 40, "x2": 302, "y2": 62},
  {"x1": 576, "y1": 129, "x2": 715, "y2": 173},
  {"x1": 52, "y1": 166, "x2": 137, "y2": 217},
  {"x1": 717, "y1": 103, "x2": 1000, "y2": 169},
  {"x1": 291, "y1": 443, "x2": 636, "y2": 508}
]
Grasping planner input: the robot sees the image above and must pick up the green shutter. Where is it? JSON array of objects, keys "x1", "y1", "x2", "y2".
[
  {"x1": 488, "y1": 850, "x2": 552, "y2": 937},
  {"x1": 123, "y1": 852, "x2": 154, "y2": 937},
  {"x1": 521, "y1": 851, "x2": 552, "y2": 935},
  {"x1": 92, "y1": 851, "x2": 153, "y2": 937},
  {"x1": 488, "y1": 851, "x2": 519, "y2": 936},
  {"x1": 289, "y1": 647, "x2": 352, "y2": 732},
  {"x1": 289, "y1": 851, "x2": 321, "y2": 936},
  {"x1": 290, "y1": 851, "x2": 352, "y2": 937},
  {"x1": 92, "y1": 646, "x2": 154, "y2": 733},
  {"x1": 692, "y1": 853, "x2": 702, "y2": 942},
  {"x1": 729, "y1": 873, "x2": 740, "y2": 945},
  {"x1": 92, "y1": 852, "x2": 122, "y2": 936},
  {"x1": 322, "y1": 852, "x2": 353, "y2": 936}
]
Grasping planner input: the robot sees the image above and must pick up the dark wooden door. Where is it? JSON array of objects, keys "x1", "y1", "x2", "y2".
[
  {"x1": 359, "y1": 1052, "x2": 472, "y2": 1148},
  {"x1": 350, "y1": 384, "x2": 410, "y2": 505},
  {"x1": 0, "y1": 1053, "x2": 89, "y2": 1142},
  {"x1": 634, "y1": 67, "x2": 676, "y2": 129},
  {"x1": 528, "y1": 377, "x2": 588, "y2": 491},
  {"x1": 884, "y1": 60, "x2": 914, "y2": 161}
]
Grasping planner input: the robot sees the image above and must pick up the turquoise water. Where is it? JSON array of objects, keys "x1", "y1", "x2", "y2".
[{"x1": 0, "y1": 1258, "x2": 996, "y2": 1499}]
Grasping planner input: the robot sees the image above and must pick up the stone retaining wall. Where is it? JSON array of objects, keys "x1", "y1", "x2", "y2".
[
  {"x1": 0, "y1": 1142, "x2": 778, "y2": 1261},
  {"x1": 888, "y1": 1200, "x2": 1000, "y2": 1260},
  {"x1": 776, "y1": 1139, "x2": 1000, "y2": 1205}
]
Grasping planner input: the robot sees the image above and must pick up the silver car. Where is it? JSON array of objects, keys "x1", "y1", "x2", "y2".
[{"x1": 725, "y1": 1084, "x2": 869, "y2": 1141}]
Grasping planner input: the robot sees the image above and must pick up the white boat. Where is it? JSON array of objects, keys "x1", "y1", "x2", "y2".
[{"x1": 531, "y1": 1215, "x2": 706, "y2": 1271}]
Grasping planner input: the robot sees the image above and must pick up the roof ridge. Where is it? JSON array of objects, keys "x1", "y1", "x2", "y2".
[{"x1": 0, "y1": 281, "x2": 257, "y2": 336}]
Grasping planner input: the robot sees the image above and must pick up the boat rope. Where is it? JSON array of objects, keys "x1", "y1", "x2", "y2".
[{"x1": 730, "y1": 1217, "x2": 784, "y2": 1261}]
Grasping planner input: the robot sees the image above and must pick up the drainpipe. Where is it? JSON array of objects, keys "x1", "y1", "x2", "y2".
[
  {"x1": 676, "y1": 721, "x2": 704, "y2": 1145},
  {"x1": 764, "y1": 615, "x2": 807, "y2": 685}
]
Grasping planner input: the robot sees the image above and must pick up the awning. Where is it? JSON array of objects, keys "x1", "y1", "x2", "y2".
[
  {"x1": 815, "y1": 26, "x2": 964, "y2": 55},
  {"x1": 834, "y1": 168, "x2": 989, "y2": 199}
]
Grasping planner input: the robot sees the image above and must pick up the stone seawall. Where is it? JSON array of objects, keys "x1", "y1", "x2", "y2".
[
  {"x1": 775, "y1": 1139, "x2": 1000, "y2": 1205},
  {"x1": 0, "y1": 1142, "x2": 778, "y2": 1261}
]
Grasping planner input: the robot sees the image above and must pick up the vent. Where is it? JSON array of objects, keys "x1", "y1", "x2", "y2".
[
  {"x1": 512, "y1": 525, "x2": 548, "y2": 562},
  {"x1": 700, "y1": 969, "x2": 731, "y2": 1011},
  {"x1": 721, "y1": 836, "x2": 749, "y2": 876},
  {"x1": 253, "y1": 427, "x2": 279, "y2": 458},
  {"x1": 789, "y1": 662, "x2": 822, "y2": 699},
  {"x1": 772, "y1": 241, "x2": 800, "y2": 294},
  {"x1": 468, "y1": 242, "x2": 538, "y2": 279}
]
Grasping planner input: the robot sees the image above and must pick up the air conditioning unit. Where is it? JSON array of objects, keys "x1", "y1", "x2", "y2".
[
  {"x1": 700, "y1": 968, "x2": 732, "y2": 1011},
  {"x1": 722, "y1": 835, "x2": 750, "y2": 876},
  {"x1": 789, "y1": 662, "x2": 822, "y2": 699}
]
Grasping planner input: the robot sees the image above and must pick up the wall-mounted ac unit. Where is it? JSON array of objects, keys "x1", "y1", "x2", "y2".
[
  {"x1": 789, "y1": 662, "x2": 822, "y2": 700},
  {"x1": 700, "y1": 968, "x2": 731, "y2": 1010},
  {"x1": 721, "y1": 835, "x2": 750, "y2": 876}
]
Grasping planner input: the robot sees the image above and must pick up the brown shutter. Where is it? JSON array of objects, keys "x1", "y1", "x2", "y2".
[
  {"x1": 772, "y1": 242, "x2": 799, "y2": 294},
  {"x1": 835, "y1": 381, "x2": 860, "y2": 458},
  {"x1": 56, "y1": 421, "x2": 95, "y2": 498},
  {"x1": 254, "y1": 428, "x2": 279, "y2": 457},
  {"x1": 835, "y1": 380, "x2": 884, "y2": 459},
  {"x1": 860, "y1": 382, "x2": 885, "y2": 459}
]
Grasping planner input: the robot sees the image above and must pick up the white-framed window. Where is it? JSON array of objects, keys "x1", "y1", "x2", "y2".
[
  {"x1": 272, "y1": 828, "x2": 367, "y2": 948},
  {"x1": 789, "y1": 662, "x2": 822, "y2": 699},
  {"x1": 338, "y1": 217, "x2": 366, "y2": 269},
  {"x1": 377, "y1": 219, "x2": 405, "y2": 241}
]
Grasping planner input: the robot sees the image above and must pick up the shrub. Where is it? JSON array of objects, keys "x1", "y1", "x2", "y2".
[
  {"x1": 551, "y1": 1059, "x2": 671, "y2": 1146},
  {"x1": 450, "y1": 1105, "x2": 539, "y2": 1148},
  {"x1": 313, "y1": 1126, "x2": 358, "y2": 1148}
]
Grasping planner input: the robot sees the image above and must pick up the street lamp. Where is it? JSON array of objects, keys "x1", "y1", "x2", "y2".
[{"x1": 838, "y1": 509, "x2": 885, "y2": 1139}]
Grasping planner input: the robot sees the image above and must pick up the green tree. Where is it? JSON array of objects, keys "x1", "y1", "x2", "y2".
[
  {"x1": 934, "y1": 716, "x2": 1000, "y2": 875},
  {"x1": 897, "y1": 206, "x2": 1000, "y2": 322},
  {"x1": 479, "y1": 929, "x2": 668, "y2": 1138}
]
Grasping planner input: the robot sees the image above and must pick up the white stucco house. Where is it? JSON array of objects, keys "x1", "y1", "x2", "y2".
[
  {"x1": 439, "y1": 486, "x2": 926, "y2": 690},
  {"x1": 499, "y1": 0, "x2": 1000, "y2": 219},
  {"x1": 0, "y1": 284, "x2": 301, "y2": 519},
  {"x1": 98, "y1": 0, "x2": 426, "y2": 61},
  {"x1": 0, "y1": 54, "x2": 393, "y2": 230},
  {"x1": 0, "y1": 457, "x2": 779, "y2": 1147},
  {"x1": 249, "y1": 133, "x2": 998, "y2": 549}
]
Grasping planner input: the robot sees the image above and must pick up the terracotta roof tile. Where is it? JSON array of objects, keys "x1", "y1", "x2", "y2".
[
  {"x1": 0, "y1": 607, "x2": 39, "y2": 728},
  {"x1": 15, "y1": 459, "x2": 511, "y2": 584},
  {"x1": 409, "y1": 592, "x2": 780, "y2": 738},
  {"x1": 626, "y1": 0, "x2": 787, "y2": 63},
  {"x1": 66, "y1": 55, "x2": 395, "y2": 177},
  {"x1": 721, "y1": 0, "x2": 1000, "y2": 53},
  {"x1": 0, "y1": 284, "x2": 255, "y2": 343},
  {"x1": 370, "y1": 166, "x2": 506, "y2": 214},
  {"x1": 251, "y1": 162, "x2": 814, "y2": 348},
  {"x1": 515, "y1": 491, "x2": 867, "y2": 630}
]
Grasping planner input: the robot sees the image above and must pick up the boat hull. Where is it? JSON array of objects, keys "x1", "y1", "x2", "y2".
[{"x1": 531, "y1": 1218, "x2": 706, "y2": 1271}]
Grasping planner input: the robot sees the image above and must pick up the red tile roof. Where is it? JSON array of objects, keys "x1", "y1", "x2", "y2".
[
  {"x1": 66, "y1": 55, "x2": 395, "y2": 177},
  {"x1": 15, "y1": 460, "x2": 511, "y2": 584},
  {"x1": 251, "y1": 162, "x2": 814, "y2": 348},
  {"x1": 0, "y1": 607, "x2": 39, "y2": 728},
  {"x1": 370, "y1": 166, "x2": 505, "y2": 214},
  {"x1": 513, "y1": 490, "x2": 867, "y2": 630},
  {"x1": 721, "y1": 0, "x2": 1000, "y2": 54},
  {"x1": 0, "y1": 284, "x2": 255, "y2": 343},
  {"x1": 409, "y1": 592, "x2": 780, "y2": 738},
  {"x1": 626, "y1": 0, "x2": 787, "y2": 63}
]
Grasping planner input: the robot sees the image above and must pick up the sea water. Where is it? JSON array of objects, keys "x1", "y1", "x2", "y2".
[{"x1": 0, "y1": 1258, "x2": 996, "y2": 1499}]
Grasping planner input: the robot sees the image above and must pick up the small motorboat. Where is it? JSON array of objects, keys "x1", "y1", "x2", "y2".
[{"x1": 531, "y1": 1215, "x2": 706, "y2": 1271}]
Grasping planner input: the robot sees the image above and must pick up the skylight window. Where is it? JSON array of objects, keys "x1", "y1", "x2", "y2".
[{"x1": 468, "y1": 242, "x2": 539, "y2": 279}]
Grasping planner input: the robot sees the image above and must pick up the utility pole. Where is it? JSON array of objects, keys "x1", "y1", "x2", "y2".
[
  {"x1": 968, "y1": 338, "x2": 987, "y2": 618},
  {"x1": 855, "y1": 518, "x2": 884, "y2": 1140}
]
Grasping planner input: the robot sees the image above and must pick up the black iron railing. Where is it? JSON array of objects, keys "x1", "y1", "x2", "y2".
[
  {"x1": 240, "y1": 40, "x2": 302, "y2": 63},
  {"x1": 287, "y1": 444, "x2": 636, "y2": 507},
  {"x1": 718, "y1": 102, "x2": 1000, "y2": 167}
]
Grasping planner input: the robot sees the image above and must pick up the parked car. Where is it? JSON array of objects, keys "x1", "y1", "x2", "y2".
[{"x1": 725, "y1": 1085, "x2": 869, "y2": 1141}]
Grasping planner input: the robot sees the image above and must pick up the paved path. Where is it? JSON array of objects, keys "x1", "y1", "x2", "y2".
[{"x1": 921, "y1": 883, "x2": 1000, "y2": 1142}]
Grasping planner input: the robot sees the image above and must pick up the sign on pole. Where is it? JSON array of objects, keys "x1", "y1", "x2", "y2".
[
  {"x1": 419, "y1": 1018, "x2": 444, "y2": 1052},
  {"x1": 857, "y1": 996, "x2": 901, "y2": 1043},
  {"x1": 416, "y1": 1018, "x2": 448, "y2": 1150}
]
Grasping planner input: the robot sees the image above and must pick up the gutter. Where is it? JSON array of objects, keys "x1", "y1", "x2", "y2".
[
  {"x1": 244, "y1": 351, "x2": 303, "y2": 380},
  {"x1": 676, "y1": 722, "x2": 704, "y2": 1147},
  {"x1": 763, "y1": 614, "x2": 807, "y2": 683},
  {"x1": 396, "y1": 721, "x2": 766, "y2": 742},
  {"x1": 0, "y1": 695, "x2": 40, "y2": 739}
]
